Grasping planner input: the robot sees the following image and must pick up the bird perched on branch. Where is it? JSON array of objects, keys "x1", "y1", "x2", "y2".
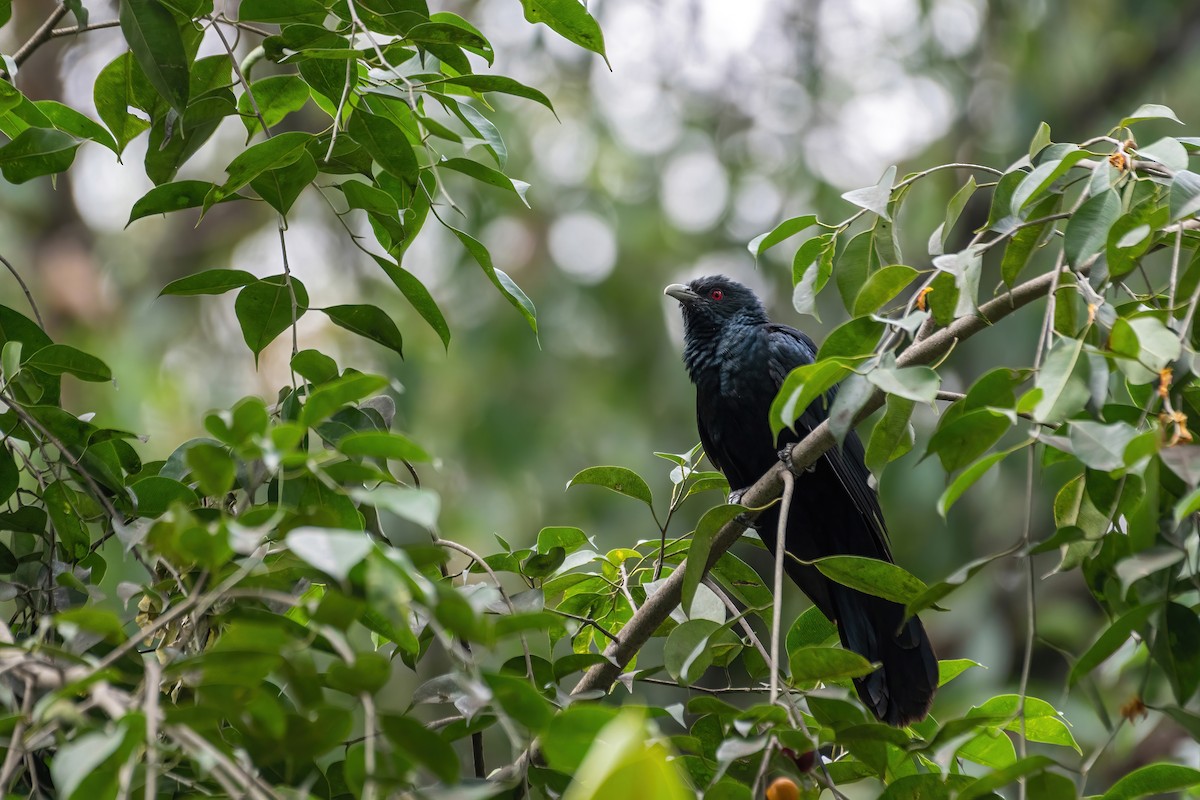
[{"x1": 665, "y1": 275, "x2": 936, "y2": 726}]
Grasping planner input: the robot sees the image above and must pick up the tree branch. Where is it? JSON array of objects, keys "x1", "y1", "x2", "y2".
[{"x1": 12, "y1": 3, "x2": 71, "y2": 67}]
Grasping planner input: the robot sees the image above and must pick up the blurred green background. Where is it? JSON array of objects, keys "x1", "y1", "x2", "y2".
[{"x1": 3, "y1": 0, "x2": 1199, "y2": 781}]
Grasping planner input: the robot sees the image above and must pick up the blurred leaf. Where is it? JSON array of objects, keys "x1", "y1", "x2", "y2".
[
  {"x1": 235, "y1": 276, "x2": 310, "y2": 362},
  {"x1": 785, "y1": 606, "x2": 837, "y2": 652},
  {"x1": 1068, "y1": 420, "x2": 1138, "y2": 471},
  {"x1": 938, "y1": 451, "x2": 1010, "y2": 517},
  {"x1": 0, "y1": 127, "x2": 78, "y2": 184},
  {"x1": 119, "y1": 0, "x2": 190, "y2": 114},
  {"x1": 1152, "y1": 602, "x2": 1200, "y2": 704},
  {"x1": 827, "y1": 373, "x2": 875, "y2": 445},
  {"x1": 379, "y1": 714, "x2": 460, "y2": 783},
  {"x1": 292, "y1": 349, "x2": 339, "y2": 384},
  {"x1": 748, "y1": 214, "x2": 817, "y2": 257},
  {"x1": 519, "y1": 0, "x2": 607, "y2": 63},
  {"x1": 485, "y1": 672, "x2": 554, "y2": 731},
  {"x1": 818, "y1": 317, "x2": 884, "y2": 361},
  {"x1": 51, "y1": 730, "x2": 125, "y2": 800},
  {"x1": 811, "y1": 555, "x2": 928, "y2": 605},
  {"x1": 338, "y1": 431, "x2": 429, "y2": 462},
  {"x1": 938, "y1": 658, "x2": 983, "y2": 687},
  {"x1": 664, "y1": 619, "x2": 720, "y2": 685},
  {"x1": 321, "y1": 304, "x2": 404, "y2": 357},
  {"x1": 866, "y1": 360, "x2": 939, "y2": 403},
  {"x1": 1069, "y1": 603, "x2": 1160, "y2": 685},
  {"x1": 131, "y1": 476, "x2": 199, "y2": 516},
  {"x1": 562, "y1": 711, "x2": 690, "y2": 800},
  {"x1": 1119, "y1": 103, "x2": 1183, "y2": 127},
  {"x1": 789, "y1": 646, "x2": 876, "y2": 682},
  {"x1": 300, "y1": 373, "x2": 388, "y2": 427},
  {"x1": 1170, "y1": 170, "x2": 1200, "y2": 222},
  {"x1": 544, "y1": 705, "x2": 621, "y2": 773},
  {"x1": 1032, "y1": 337, "x2": 1084, "y2": 422},
  {"x1": 681, "y1": 504, "x2": 746, "y2": 613},
  {"x1": 287, "y1": 527, "x2": 373, "y2": 581},
  {"x1": 439, "y1": 157, "x2": 530, "y2": 206},
  {"x1": 353, "y1": 485, "x2": 440, "y2": 530},
  {"x1": 26, "y1": 344, "x2": 112, "y2": 382},
  {"x1": 841, "y1": 165, "x2": 896, "y2": 220},
  {"x1": 326, "y1": 651, "x2": 391, "y2": 694},
  {"x1": 568, "y1": 466, "x2": 653, "y2": 507},
  {"x1": 1001, "y1": 194, "x2": 1059, "y2": 285},
  {"x1": 1101, "y1": 764, "x2": 1200, "y2": 800},
  {"x1": 769, "y1": 358, "x2": 850, "y2": 438},
  {"x1": 0, "y1": 448, "x2": 16, "y2": 505}
]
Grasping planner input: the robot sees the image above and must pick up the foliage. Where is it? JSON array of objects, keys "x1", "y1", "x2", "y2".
[{"x1": 0, "y1": 2, "x2": 1199, "y2": 799}]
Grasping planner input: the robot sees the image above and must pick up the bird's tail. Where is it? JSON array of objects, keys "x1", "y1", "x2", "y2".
[{"x1": 832, "y1": 585, "x2": 938, "y2": 727}]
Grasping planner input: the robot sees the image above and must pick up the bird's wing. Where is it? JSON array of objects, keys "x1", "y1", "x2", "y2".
[{"x1": 766, "y1": 323, "x2": 894, "y2": 559}]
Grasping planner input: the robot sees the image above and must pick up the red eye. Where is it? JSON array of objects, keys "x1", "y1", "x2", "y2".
[{"x1": 710, "y1": 289, "x2": 724, "y2": 301}]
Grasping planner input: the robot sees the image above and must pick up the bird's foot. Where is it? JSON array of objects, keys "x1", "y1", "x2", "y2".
[
  {"x1": 727, "y1": 488, "x2": 747, "y2": 506},
  {"x1": 778, "y1": 444, "x2": 816, "y2": 475}
]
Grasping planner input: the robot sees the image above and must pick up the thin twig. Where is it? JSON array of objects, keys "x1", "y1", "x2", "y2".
[
  {"x1": 0, "y1": 254, "x2": 44, "y2": 328},
  {"x1": 12, "y1": 3, "x2": 71, "y2": 67},
  {"x1": 769, "y1": 471, "x2": 793, "y2": 707}
]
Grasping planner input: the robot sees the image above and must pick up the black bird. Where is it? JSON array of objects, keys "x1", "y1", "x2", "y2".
[{"x1": 665, "y1": 275, "x2": 937, "y2": 726}]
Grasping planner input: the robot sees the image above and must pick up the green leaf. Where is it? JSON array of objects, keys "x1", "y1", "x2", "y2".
[
  {"x1": 818, "y1": 317, "x2": 883, "y2": 361},
  {"x1": 864, "y1": 394, "x2": 915, "y2": 477},
  {"x1": 1153, "y1": 602, "x2": 1200, "y2": 704},
  {"x1": 160, "y1": 268, "x2": 258, "y2": 297},
  {"x1": 130, "y1": 476, "x2": 199, "y2": 516},
  {"x1": 299, "y1": 373, "x2": 389, "y2": 428},
  {"x1": 338, "y1": 431, "x2": 429, "y2": 462},
  {"x1": 1119, "y1": 103, "x2": 1183, "y2": 127},
  {"x1": 234, "y1": 276, "x2": 310, "y2": 362},
  {"x1": 1001, "y1": 194, "x2": 1059, "y2": 285},
  {"x1": 239, "y1": 0, "x2": 329, "y2": 23},
  {"x1": 93, "y1": 52, "x2": 154, "y2": 155},
  {"x1": 440, "y1": 74, "x2": 555, "y2": 114},
  {"x1": 33, "y1": 100, "x2": 117, "y2": 154},
  {"x1": 1069, "y1": 603, "x2": 1160, "y2": 685},
  {"x1": 927, "y1": 409, "x2": 1011, "y2": 474},
  {"x1": 543, "y1": 705, "x2": 621, "y2": 773},
  {"x1": 287, "y1": 527, "x2": 373, "y2": 581},
  {"x1": 341, "y1": 180, "x2": 399, "y2": 216},
  {"x1": 210, "y1": 131, "x2": 314, "y2": 203},
  {"x1": 967, "y1": 695, "x2": 1080, "y2": 753},
  {"x1": 681, "y1": 504, "x2": 747, "y2": 614},
  {"x1": 1028, "y1": 122, "x2": 1052, "y2": 158},
  {"x1": 769, "y1": 358, "x2": 851, "y2": 438},
  {"x1": 1065, "y1": 188, "x2": 1121, "y2": 267},
  {"x1": 519, "y1": 0, "x2": 608, "y2": 63},
  {"x1": 853, "y1": 265, "x2": 918, "y2": 315},
  {"x1": 0, "y1": 127, "x2": 79, "y2": 184},
  {"x1": 130, "y1": 181, "x2": 240, "y2": 225},
  {"x1": 380, "y1": 714, "x2": 460, "y2": 783},
  {"x1": 291, "y1": 349, "x2": 339, "y2": 384},
  {"x1": 1068, "y1": 420, "x2": 1139, "y2": 471},
  {"x1": 938, "y1": 658, "x2": 983, "y2": 687},
  {"x1": 1106, "y1": 213, "x2": 1155, "y2": 279},
  {"x1": 354, "y1": 486, "x2": 440, "y2": 529},
  {"x1": 906, "y1": 550, "x2": 1006, "y2": 618},
  {"x1": 1010, "y1": 150, "x2": 1088, "y2": 212},
  {"x1": 251, "y1": 149, "x2": 316, "y2": 215},
  {"x1": 348, "y1": 108, "x2": 418, "y2": 185},
  {"x1": 484, "y1": 672, "x2": 555, "y2": 731},
  {"x1": 785, "y1": 606, "x2": 837, "y2": 653},
  {"x1": 827, "y1": 373, "x2": 876, "y2": 445},
  {"x1": 1032, "y1": 337, "x2": 1084, "y2": 423},
  {"x1": 119, "y1": 0, "x2": 190, "y2": 114},
  {"x1": 568, "y1": 466, "x2": 653, "y2": 507},
  {"x1": 937, "y1": 176, "x2": 978, "y2": 253},
  {"x1": 931, "y1": 450, "x2": 1008, "y2": 520},
  {"x1": 439, "y1": 157, "x2": 530, "y2": 206},
  {"x1": 811, "y1": 555, "x2": 928, "y2": 605},
  {"x1": 1101, "y1": 764, "x2": 1200, "y2": 800},
  {"x1": 239, "y1": 74, "x2": 310, "y2": 137},
  {"x1": 185, "y1": 443, "x2": 236, "y2": 497},
  {"x1": 1169, "y1": 169, "x2": 1200, "y2": 223},
  {"x1": 43, "y1": 481, "x2": 89, "y2": 559},
  {"x1": 957, "y1": 756, "x2": 1056, "y2": 800},
  {"x1": 664, "y1": 619, "x2": 720, "y2": 685},
  {"x1": 25, "y1": 344, "x2": 112, "y2": 382},
  {"x1": 448, "y1": 226, "x2": 537, "y2": 333},
  {"x1": 369, "y1": 256, "x2": 451, "y2": 349},
  {"x1": 841, "y1": 165, "x2": 896, "y2": 220},
  {"x1": 563, "y1": 711, "x2": 691, "y2": 800},
  {"x1": 50, "y1": 730, "x2": 125, "y2": 800},
  {"x1": 789, "y1": 646, "x2": 877, "y2": 682},
  {"x1": 748, "y1": 214, "x2": 817, "y2": 257},
  {"x1": 321, "y1": 304, "x2": 404, "y2": 357},
  {"x1": 866, "y1": 361, "x2": 939, "y2": 403}
]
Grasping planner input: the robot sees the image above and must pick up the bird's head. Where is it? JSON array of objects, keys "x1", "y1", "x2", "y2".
[{"x1": 664, "y1": 275, "x2": 768, "y2": 335}]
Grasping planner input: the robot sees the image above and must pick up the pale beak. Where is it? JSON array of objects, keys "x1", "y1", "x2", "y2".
[{"x1": 664, "y1": 283, "x2": 700, "y2": 303}]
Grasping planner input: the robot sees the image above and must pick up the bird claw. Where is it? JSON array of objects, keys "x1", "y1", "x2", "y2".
[
  {"x1": 779, "y1": 444, "x2": 816, "y2": 475},
  {"x1": 727, "y1": 488, "x2": 747, "y2": 506}
]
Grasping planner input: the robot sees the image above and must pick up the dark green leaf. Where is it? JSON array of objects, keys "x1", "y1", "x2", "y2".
[
  {"x1": 748, "y1": 214, "x2": 817, "y2": 257},
  {"x1": 251, "y1": 149, "x2": 317, "y2": 215},
  {"x1": 1001, "y1": 194, "x2": 1059, "y2": 285},
  {"x1": 1069, "y1": 603, "x2": 1160, "y2": 685},
  {"x1": 370, "y1": 256, "x2": 451, "y2": 349},
  {"x1": 440, "y1": 74, "x2": 555, "y2": 114},
  {"x1": 1101, "y1": 763, "x2": 1200, "y2": 800},
  {"x1": 853, "y1": 264, "x2": 918, "y2": 315},
  {"x1": 239, "y1": 0, "x2": 328, "y2": 23},
  {"x1": 160, "y1": 268, "x2": 258, "y2": 297},
  {"x1": 119, "y1": 0, "x2": 190, "y2": 114},
  {"x1": 380, "y1": 714, "x2": 459, "y2": 783},
  {"x1": 321, "y1": 304, "x2": 404, "y2": 357},
  {"x1": 130, "y1": 181, "x2": 240, "y2": 224},
  {"x1": 210, "y1": 131, "x2": 314, "y2": 204},
  {"x1": 864, "y1": 395, "x2": 915, "y2": 477},
  {"x1": 568, "y1": 466, "x2": 653, "y2": 506},
  {"x1": 769, "y1": 359, "x2": 850, "y2": 438},
  {"x1": 185, "y1": 442, "x2": 236, "y2": 497},
  {"x1": 33, "y1": 100, "x2": 117, "y2": 154},
  {"x1": 789, "y1": 646, "x2": 876, "y2": 682},
  {"x1": 25, "y1": 344, "x2": 112, "y2": 382},
  {"x1": 234, "y1": 276, "x2": 310, "y2": 362},
  {"x1": 817, "y1": 317, "x2": 883, "y2": 361},
  {"x1": 1153, "y1": 602, "x2": 1200, "y2": 704},
  {"x1": 812, "y1": 555, "x2": 928, "y2": 605},
  {"x1": 0, "y1": 127, "x2": 79, "y2": 184},
  {"x1": 239, "y1": 74, "x2": 311, "y2": 136},
  {"x1": 519, "y1": 0, "x2": 607, "y2": 62},
  {"x1": 348, "y1": 109, "x2": 418, "y2": 185},
  {"x1": 130, "y1": 476, "x2": 199, "y2": 516},
  {"x1": 927, "y1": 409, "x2": 1011, "y2": 474},
  {"x1": 299, "y1": 373, "x2": 389, "y2": 428},
  {"x1": 93, "y1": 52, "x2": 155, "y2": 155},
  {"x1": 338, "y1": 431, "x2": 429, "y2": 462},
  {"x1": 1064, "y1": 188, "x2": 1120, "y2": 267},
  {"x1": 439, "y1": 157, "x2": 530, "y2": 206}
]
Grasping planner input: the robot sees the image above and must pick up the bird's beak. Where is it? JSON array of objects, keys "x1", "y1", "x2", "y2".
[{"x1": 664, "y1": 283, "x2": 700, "y2": 304}]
